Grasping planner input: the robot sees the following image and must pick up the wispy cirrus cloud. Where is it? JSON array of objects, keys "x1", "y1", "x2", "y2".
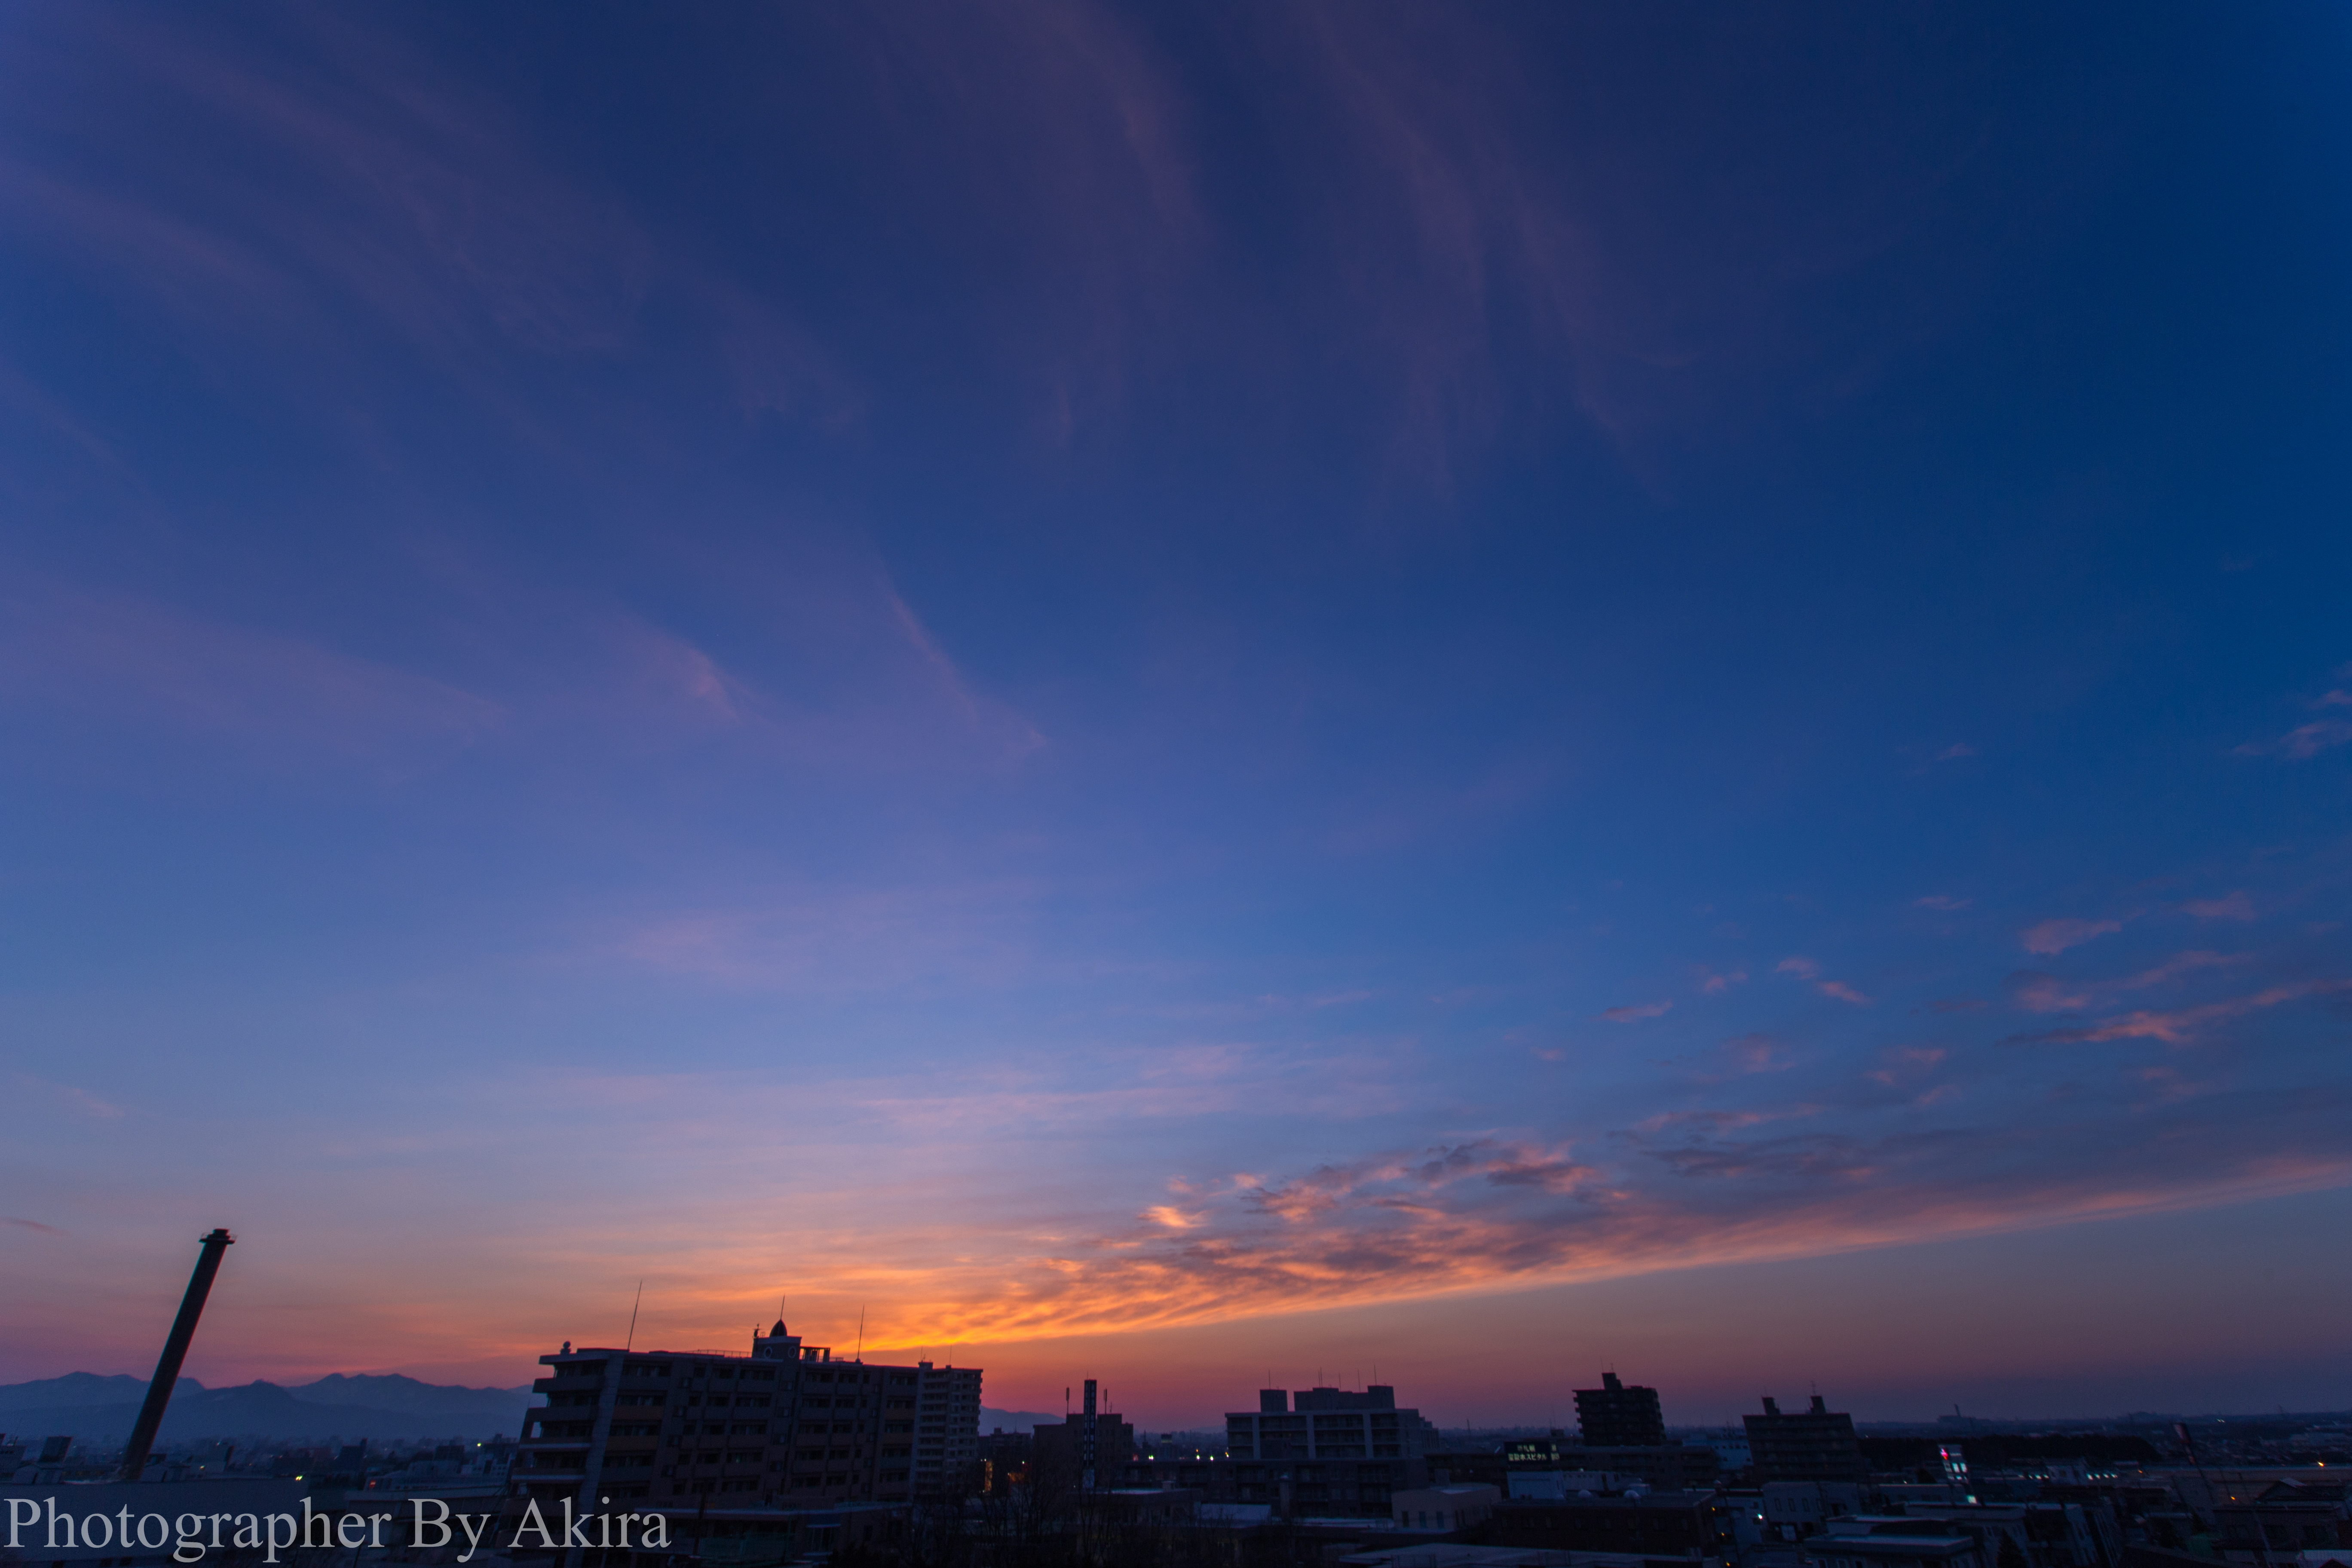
[
  {"x1": 0, "y1": 582, "x2": 503, "y2": 768},
  {"x1": 609, "y1": 881, "x2": 1044, "y2": 994},
  {"x1": 3, "y1": 549, "x2": 1043, "y2": 785},
  {"x1": 576, "y1": 572, "x2": 1045, "y2": 773},
  {"x1": 1601, "y1": 999, "x2": 1672, "y2": 1022},
  {"x1": 14, "y1": 1076, "x2": 127, "y2": 1120}
]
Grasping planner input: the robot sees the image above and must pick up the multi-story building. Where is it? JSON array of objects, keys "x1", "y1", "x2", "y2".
[
  {"x1": 1033, "y1": 1380, "x2": 1136, "y2": 1486},
  {"x1": 1223, "y1": 1386, "x2": 1434, "y2": 1518},
  {"x1": 910, "y1": 1360, "x2": 982, "y2": 1494},
  {"x1": 1747, "y1": 1395, "x2": 1869, "y2": 1484},
  {"x1": 1576, "y1": 1372, "x2": 1667, "y2": 1448},
  {"x1": 507, "y1": 1320, "x2": 982, "y2": 1529}
]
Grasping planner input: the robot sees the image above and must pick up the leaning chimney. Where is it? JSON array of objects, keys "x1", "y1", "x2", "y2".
[{"x1": 119, "y1": 1229, "x2": 235, "y2": 1481}]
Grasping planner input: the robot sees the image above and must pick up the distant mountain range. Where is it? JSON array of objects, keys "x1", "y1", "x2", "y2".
[
  {"x1": 0, "y1": 1374, "x2": 1065, "y2": 1446},
  {"x1": 0, "y1": 1373, "x2": 532, "y2": 1444}
]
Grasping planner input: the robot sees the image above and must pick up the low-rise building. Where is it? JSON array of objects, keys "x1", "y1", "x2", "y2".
[
  {"x1": 1510, "y1": 1470, "x2": 1632, "y2": 1500},
  {"x1": 1393, "y1": 1483, "x2": 1502, "y2": 1533},
  {"x1": 1488, "y1": 1492, "x2": 1747, "y2": 1562},
  {"x1": 1807, "y1": 1530, "x2": 1988, "y2": 1568},
  {"x1": 1762, "y1": 1481, "x2": 1867, "y2": 1540},
  {"x1": 2208, "y1": 1482, "x2": 2350, "y2": 1568},
  {"x1": 1821, "y1": 1504, "x2": 2113, "y2": 1568}
]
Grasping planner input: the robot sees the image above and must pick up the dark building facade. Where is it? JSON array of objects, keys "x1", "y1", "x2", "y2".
[
  {"x1": 1491, "y1": 1494, "x2": 1745, "y2": 1562},
  {"x1": 1223, "y1": 1386, "x2": 1433, "y2": 1518},
  {"x1": 1746, "y1": 1396, "x2": 1869, "y2": 1484},
  {"x1": 1426, "y1": 1449, "x2": 1510, "y2": 1489},
  {"x1": 1455, "y1": 1436, "x2": 1717, "y2": 1493},
  {"x1": 1033, "y1": 1413, "x2": 1136, "y2": 1483},
  {"x1": 1583, "y1": 1444, "x2": 1721, "y2": 1491},
  {"x1": 507, "y1": 1321, "x2": 982, "y2": 1526},
  {"x1": 1577, "y1": 1372, "x2": 1667, "y2": 1448}
]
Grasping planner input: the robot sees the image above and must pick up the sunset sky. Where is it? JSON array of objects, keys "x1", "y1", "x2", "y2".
[{"x1": 5, "y1": 4, "x2": 2351, "y2": 1429}]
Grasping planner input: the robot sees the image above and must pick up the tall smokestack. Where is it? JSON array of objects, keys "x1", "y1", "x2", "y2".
[{"x1": 119, "y1": 1228, "x2": 234, "y2": 1481}]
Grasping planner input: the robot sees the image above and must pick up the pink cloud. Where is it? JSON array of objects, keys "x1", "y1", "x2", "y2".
[
  {"x1": 2032, "y1": 978, "x2": 2352, "y2": 1046},
  {"x1": 2237, "y1": 718, "x2": 2352, "y2": 760},
  {"x1": 4, "y1": 1218, "x2": 64, "y2": 1236},
  {"x1": 2019, "y1": 917, "x2": 2123, "y2": 956},
  {"x1": 1865, "y1": 1046, "x2": 1947, "y2": 1087},
  {"x1": 2012, "y1": 973, "x2": 2092, "y2": 1014},
  {"x1": 2113, "y1": 950, "x2": 2245, "y2": 989},
  {"x1": 1914, "y1": 894, "x2": 1972, "y2": 911},
  {"x1": 2181, "y1": 891, "x2": 2254, "y2": 922},
  {"x1": 2012, "y1": 950, "x2": 2248, "y2": 1016},
  {"x1": 1601, "y1": 1000, "x2": 1672, "y2": 1022},
  {"x1": 1720, "y1": 1034, "x2": 1789, "y2": 1074},
  {"x1": 1775, "y1": 957, "x2": 1867, "y2": 1004},
  {"x1": 842, "y1": 1101, "x2": 2352, "y2": 1344},
  {"x1": 1698, "y1": 969, "x2": 1748, "y2": 995}
]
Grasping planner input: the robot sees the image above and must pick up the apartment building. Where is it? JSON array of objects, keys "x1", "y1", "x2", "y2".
[
  {"x1": 1222, "y1": 1385, "x2": 1436, "y2": 1517},
  {"x1": 508, "y1": 1320, "x2": 982, "y2": 1523},
  {"x1": 910, "y1": 1361, "x2": 983, "y2": 1494},
  {"x1": 1747, "y1": 1395, "x2": 1870, "y2": 1484},
  {"x1": 1576, "y1": 1372, "x2": 1668, "y2": 1448}
]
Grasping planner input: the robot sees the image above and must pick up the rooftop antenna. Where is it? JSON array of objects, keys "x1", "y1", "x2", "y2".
[
  {"x1": 856, "y1": 1305, "x2": 866, "y2": 1363},
  {"x1": 625, "y1": 1279, "x2": 644, "y2": 1352}
]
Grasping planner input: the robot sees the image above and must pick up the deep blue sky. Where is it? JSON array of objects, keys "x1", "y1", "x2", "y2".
[{"x1": 3, "y1": 3, "x2": 2350, "y2": 1422}]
